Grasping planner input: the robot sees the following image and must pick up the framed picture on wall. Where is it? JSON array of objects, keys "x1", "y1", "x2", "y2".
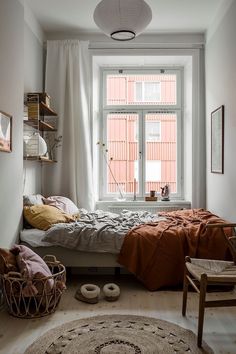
[
  {"x1": 211, "y1": 105, "x2": 224, "y2": 174},
  {"x1": 0, "y1": 111, "x2": 12, "y2": 153}
]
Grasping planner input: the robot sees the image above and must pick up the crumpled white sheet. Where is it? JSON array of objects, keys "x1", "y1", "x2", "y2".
[{"x1": 42, "y1": 209, "x2": 165, "y2": 253}]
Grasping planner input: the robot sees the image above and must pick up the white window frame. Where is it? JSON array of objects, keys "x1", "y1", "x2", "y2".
[
  {"x1": 100, "y1": 67, "x2": 183, "y2": 200},
  {"x1": 143, "y1": 109, "x2": 182, "y2": 198},
  {"x1": 103, "y1": 68, "x2": 181, "y2": 110},
  {"x1": 101, "y1": 110, "x2": 143, "y2": 199}
]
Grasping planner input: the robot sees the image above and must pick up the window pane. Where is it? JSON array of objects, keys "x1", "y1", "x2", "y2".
[
  {"x1": 145, "y1": 113, "x2": 177, "y2": 193},
  {"x1": 106, "y1": 74, "x2": 176, "y2": 105},
  {"x1": 146, "y1": 121, "x2": 161, "y2": 141},
  {"x1": 144, "y1": 82, "x2": 160, "y2": 102},
  {"x1": 146, "y1": 161, "x2": 161, "y2": 181},
  {"x1": 106, "y1": 113, "x2": 139, "y2": 195},
  {"x1": 135, "y1": 82, "x2": 142, "y2": 101}
]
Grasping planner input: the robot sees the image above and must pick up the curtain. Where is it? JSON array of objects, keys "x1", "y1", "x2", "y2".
[{"x1": 43, "y1": 40, "x2": 94, "y2": 211}]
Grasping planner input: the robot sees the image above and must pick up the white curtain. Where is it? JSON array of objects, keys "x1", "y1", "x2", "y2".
[{"x1": 43, "y1": 40, "x2": 94, "y2": 211}]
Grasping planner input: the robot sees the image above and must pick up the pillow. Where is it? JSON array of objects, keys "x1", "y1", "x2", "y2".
[
  {"x1": 23, "y1": 194, "x2": 44, "y2": 206},
  {"x1": 0, "y1": 248, "x2": 18, "y2": 274},
  {"x1": 11, "y1": 245, "x2": 53, "y2": 295},
  {"x1": 43, "y1": 196, "x2": 79, "y2": 215},
  {"x1": 23, "y1": 204, "x2": 75, "y2": 231}
]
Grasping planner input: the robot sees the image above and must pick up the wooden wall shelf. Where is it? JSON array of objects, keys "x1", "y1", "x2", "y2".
[
  {"x1": 24, "y1": 119, "x2": 56, "y2": 131},
  {"x1": 24, "y1": 156, "x2": 57, "y2": 163},
  {"x1": 39, "y1": 102, "x2": 57, "y2": 116},
  {"x1": 24, "y1": 93, "x2": 58, "y2": 164}
]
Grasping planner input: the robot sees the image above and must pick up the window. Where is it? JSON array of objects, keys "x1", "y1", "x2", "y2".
[
  {"x1": 146, "y1": 161, "x2": 161, "y2": 182},
  {"x1": 100, "y1": 69, "x2": 182, "y2": 199},
  {"x1": 146, "y1": 121, "x2": 161, "y2": 142},
  {"x1": 135, "y1": 82, "x2": 161, "y2": 103}
]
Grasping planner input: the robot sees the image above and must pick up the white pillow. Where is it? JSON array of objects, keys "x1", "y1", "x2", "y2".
[
  {"x1": 43, "y1": 196, "x2": 79, "y2": 215},
  {"x1": 23, "y1": 194, "x2": 44, "y2": 206}
]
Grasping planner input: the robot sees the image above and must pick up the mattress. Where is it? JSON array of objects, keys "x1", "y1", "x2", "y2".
[
  {"x1": 20, "y1": 227, "x2": 123, "y2": 253},
  {"x1": 20, "y1": 229, "x2": 121, "y2": 267},
  {"x1": 20, "y1": 228, "x2": 51, "y2": 247}
]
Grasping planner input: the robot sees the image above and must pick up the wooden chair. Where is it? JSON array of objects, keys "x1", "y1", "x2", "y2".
[{"x1": 182, "y1": 223, "x2": 236, "y2": 347}]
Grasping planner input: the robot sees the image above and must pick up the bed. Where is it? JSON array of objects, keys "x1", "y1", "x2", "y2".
[
  {"x1": 20, "y1": 207, "x2": 164, "y2": 269},
  {"x1": 21, "y1": 196, "x2": 232, "y2": 290}
]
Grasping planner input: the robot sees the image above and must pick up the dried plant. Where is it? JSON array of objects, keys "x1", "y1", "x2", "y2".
[
  {"x1": 97, "y1": 141, "x2": 125, "y2": 200},
  {"x1": 46, "y1": 135, "x2": 62, "y2": 160}
]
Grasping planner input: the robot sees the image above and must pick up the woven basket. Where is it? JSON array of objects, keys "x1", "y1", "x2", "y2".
[{"x1": 0, "y1": 255, "x2": 66, "y2": 318}]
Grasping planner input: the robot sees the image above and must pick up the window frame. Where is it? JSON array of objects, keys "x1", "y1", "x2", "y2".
[
  {"x1": 100, "y1": 67, "x2": 183, "y2": 200},
  {"x1": 143, "y1": 109, "x2": 182, "y2": 198},
  {"x1": 103, "y1": 68, "x2": 182, "y2": 110},
  {"x1": 101, "y1": 110, "x2": 143, "y2": 199}
]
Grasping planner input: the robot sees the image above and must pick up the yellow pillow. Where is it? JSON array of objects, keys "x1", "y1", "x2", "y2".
[{"x1": 24, "y1": 205, "x2": 75, "y2": 231}]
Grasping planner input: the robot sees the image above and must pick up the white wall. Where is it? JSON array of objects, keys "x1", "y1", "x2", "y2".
[
  {"x1": 205, "y1": 0, "x2": 236, "y2": 220},
  {"x1": 43, "y1": 33, "x2": 205, "y2": 207},
  {"x1": 0, "y1": 0, "x2": 24, "y2": 247},
  {"x1": 23, "y1": 5, "x2": 45, "y2": 196}
]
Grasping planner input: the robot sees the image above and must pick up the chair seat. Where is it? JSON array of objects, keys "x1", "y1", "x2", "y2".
[{"x1": 186, "y1": 258, "x2": 236, "y2": 282}]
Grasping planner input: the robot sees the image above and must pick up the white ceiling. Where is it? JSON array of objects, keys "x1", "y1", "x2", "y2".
[{"x1": 25, "y1": 0, "x2": 224, "y2": 35}]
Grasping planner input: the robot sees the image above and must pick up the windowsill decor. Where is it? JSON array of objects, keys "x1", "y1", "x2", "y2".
[{"x1": 97, "y1": 141, "x2": 126, "y2": 201}]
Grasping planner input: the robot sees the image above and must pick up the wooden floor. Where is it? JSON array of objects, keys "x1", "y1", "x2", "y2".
[{"x1": 0, "y1": 274, "x2": 236, "y2": 354}]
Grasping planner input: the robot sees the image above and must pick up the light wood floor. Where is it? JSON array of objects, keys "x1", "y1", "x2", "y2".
[{"x1": 0, "y1": 274, "x2": 236, "y2": 354}]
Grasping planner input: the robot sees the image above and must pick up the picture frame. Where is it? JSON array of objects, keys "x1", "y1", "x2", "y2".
[
  {"x1": 211, "y1": 105, "x2": 224, "y2": 174},
  {"x1": 0, "y1": 111, "x2": 12, "y2": 153}
]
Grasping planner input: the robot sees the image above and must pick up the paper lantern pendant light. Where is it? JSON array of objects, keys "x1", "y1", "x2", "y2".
[
  {"x1": 24, "y1": 133, "x2": 47, "y2": 157},
  {"x1": 93, "y1": 0, "x2": 152, "y2": 41}
]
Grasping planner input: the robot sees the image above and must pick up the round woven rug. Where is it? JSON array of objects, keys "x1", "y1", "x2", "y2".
[{"x1": 25, "y1": 315, "x2": 213, "y2": 354}]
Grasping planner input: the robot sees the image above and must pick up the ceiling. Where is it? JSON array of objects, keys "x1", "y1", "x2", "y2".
[{"x1": 25, "y1": 0, "x2": 224, "y2": 35}]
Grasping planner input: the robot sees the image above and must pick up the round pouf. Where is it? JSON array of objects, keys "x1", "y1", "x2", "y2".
[
  {"x1": 75, "y1": 284, "x2": 100, "y2": 304},
  {"x1": 103, "y1": 283, "x2": 120, "y2": 301}
]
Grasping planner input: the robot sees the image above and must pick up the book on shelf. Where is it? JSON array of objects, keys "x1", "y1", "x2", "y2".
[{"x1": 27, "y1": 92, "x2": 51, "y2": 108}]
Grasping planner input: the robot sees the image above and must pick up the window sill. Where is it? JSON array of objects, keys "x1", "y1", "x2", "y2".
[{"x1": 96, "y1": 200, "x2": 191, "y2": 213}]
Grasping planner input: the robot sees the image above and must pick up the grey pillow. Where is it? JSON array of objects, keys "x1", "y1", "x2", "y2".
[{"x1": 23, "y1": 194, "x2": 44, "y2": 206}]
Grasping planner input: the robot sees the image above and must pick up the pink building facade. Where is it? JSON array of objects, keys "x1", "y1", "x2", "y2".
[{"x1": 105, "y1": 74, "x2": 177, "y2": 195}]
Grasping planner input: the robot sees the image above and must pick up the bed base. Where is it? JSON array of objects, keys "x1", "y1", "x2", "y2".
[{"x1": 21, "y1": 243, "x2": 121, "y2": 268}]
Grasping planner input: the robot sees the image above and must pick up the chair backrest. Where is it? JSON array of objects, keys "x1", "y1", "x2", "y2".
[{"x1": 206, "y1": 223, "x2": 236, "y2": 264}]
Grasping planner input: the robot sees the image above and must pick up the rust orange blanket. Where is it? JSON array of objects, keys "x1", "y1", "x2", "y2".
[{"x1": 117, "y1": 209, "x2": 231, "y2": 291}]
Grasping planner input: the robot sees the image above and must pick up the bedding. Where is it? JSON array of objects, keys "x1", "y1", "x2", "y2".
[
  {"x1": 42, "y1": 209, "x2": 164, "y2": 254},
  {"x1": 21, "y1": 204, "x2": 232, "y2": 292},
  {"x1": 20, "y1": 228, "x2": 51, "y2": 247},
  {"x1": 117, "y1": 208, "x2": 232, "y2": 290},
  {"x1": 42, "y1": 196, "x2": 79, "y2": 215},
  {"x1": 23, "y1": 194, "x2": 44, "y2": 206},
  {"x1": 24, "y1": 205, "x2": 75, "y2": 230}
]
